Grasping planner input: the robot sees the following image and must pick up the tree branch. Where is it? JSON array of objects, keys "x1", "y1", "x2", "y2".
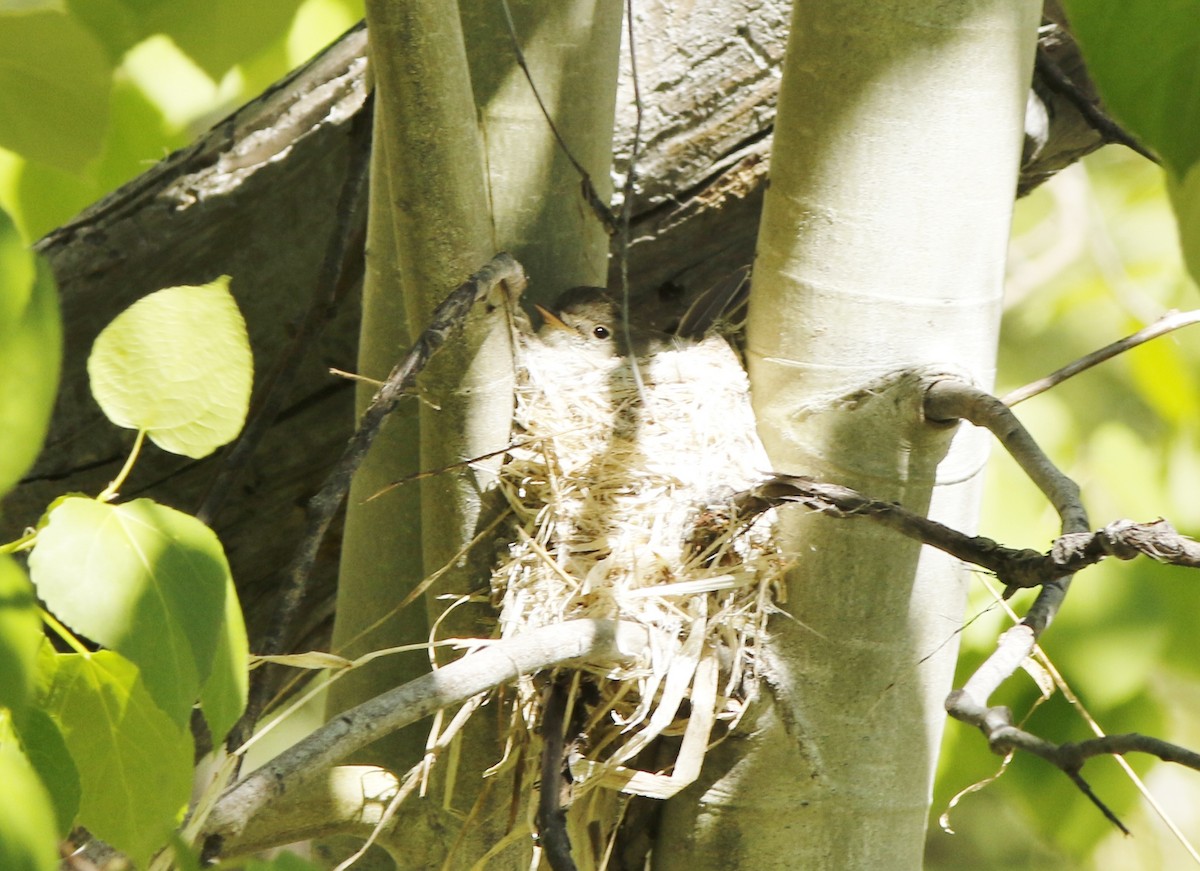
[
  {"x1": 231, "y1": 253, "x2": 527, "y2": 745},
  {"x1": 205, "y1": 619, "x2": 650, "y2": 854},
  {"x1": 1002, "y1": 309, "x2": 1200, "y2": 406},
  {"x1": 733, "y1": 481, "x2": 1200, "y2": 590},
  {"x1": 731, "y1": 406, "x2": 1200, "y2": 836}
]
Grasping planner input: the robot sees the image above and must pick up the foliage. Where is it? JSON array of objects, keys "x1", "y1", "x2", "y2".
[
  {"x1": 0, "y1": 0, "x2": 364, "y2": 239},
  {"x1": 1063, "y1": 0, "x2": 1200, "y2": 179},
  {"x1": 0, "y1": 4, "x2": 354, "y2": 866},
  {"x1": 930, "y1": 151, "x2": 1200, "y2": 869},
  {"x1": 0, "y1": 715, "x2": 58, "y2": 871},
  {"x1": 1063, "y1": 0, "x2": 1200, "y2": 288},
  {"x1": 88, "y1": 275, "x2": 253, "y2": 458},
  {"x1": 0, "y1": 208, "x2": 60, "y2": 496},
  {"x1": 0, "y1": 265, "x2": 251, "y2": 865}
]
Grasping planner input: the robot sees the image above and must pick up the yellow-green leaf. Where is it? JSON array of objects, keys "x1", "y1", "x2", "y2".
[
  {"x1": 199, "y1": 579, "x2": 248, "y2": 745},
  {"x1": 1169, "y1": 161, "x2": 1200, "y2": 288},
  {"x1": 0, "y1": 9, "x2": 111, "y2": 172},
  {"x1": 0, "y1": 557, "x2": 40, "y2": 715},
  {"x1": 39, "y1": 651, "x2": 191, "y2": 867},
  {"x1": 29, "y1": 497, "x2": 234, "y2": 726},
  {"x1": 0, "y1": 724, "x2": 58, "y2": 871},
  {"x1": 87, "y1": 275, "x2": 252, "y2": 459},
  {"x1": 0, "y1": 207, "x2": 61, "y2": 497}
]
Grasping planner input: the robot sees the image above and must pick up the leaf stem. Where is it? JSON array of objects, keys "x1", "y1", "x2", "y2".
[
  {"x1": 99, "y1": 428, "x2": 147, "y2": 502},
  {"x1": 0, "y1": 529, "x2": 37, "y2": 554},
  {"x1": 40, "y1": 607, "x2": 91, "y2": 656}
]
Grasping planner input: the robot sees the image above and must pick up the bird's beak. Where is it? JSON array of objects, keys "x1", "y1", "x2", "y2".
[{"x1": 534, "y1": 304, "x2": 572, "y2": 333}]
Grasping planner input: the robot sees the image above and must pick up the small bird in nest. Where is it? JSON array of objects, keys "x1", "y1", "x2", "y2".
[
  {"x1": 532, "y1": 267, "x2": 750, "y2": 361},
  {"x1": 503, "y1": 267, "x2": 775, "y2": 868}
]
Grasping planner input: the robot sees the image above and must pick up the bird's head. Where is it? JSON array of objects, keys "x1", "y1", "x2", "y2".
[{"x1": 535, "y1": 286, "x2": 672, "y2": 359}]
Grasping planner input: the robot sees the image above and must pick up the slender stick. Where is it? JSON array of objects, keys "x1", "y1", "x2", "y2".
[
  {"x1": 1003, "y1": 309, "x2": 1200, "y2": 406},
  {"x1": 229, "y1": 253, "x2": 527, "y2": 749},
  {"x1": 204, "y1": 619, "x2": 649, "y2": 850}
]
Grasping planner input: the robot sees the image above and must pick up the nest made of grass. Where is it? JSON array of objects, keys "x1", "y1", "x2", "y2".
[{"x1": 490, "y1": 317, "x2": 785, "y2": 800}]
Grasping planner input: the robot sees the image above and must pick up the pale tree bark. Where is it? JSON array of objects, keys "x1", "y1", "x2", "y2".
[
  {"x1": 326, "y1": 1, "x2": 623, "y2": 865},
  {"x1": 327, "y1": 0, "x2": 499, "y2": 780},
  {"x1": 656, "y1": 2, "x2": 1041, "y2": 868}
]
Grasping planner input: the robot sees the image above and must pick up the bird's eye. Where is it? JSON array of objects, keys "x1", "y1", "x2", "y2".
[{"x1": 592, "y1": 325, "x2": 611, "y2": 340}]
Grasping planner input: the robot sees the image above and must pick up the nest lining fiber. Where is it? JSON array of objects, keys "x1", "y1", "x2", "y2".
[{"x1": 489, "y1": 315, "x2": 784, "y2": 799}]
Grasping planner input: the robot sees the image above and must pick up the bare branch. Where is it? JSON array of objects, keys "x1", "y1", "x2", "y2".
[
  {"x1": 1003, "y1": 309, "x2": 1200, "y2": 406},
  {"x1": 734, "y1": 480, "x2": 1200, "y2": 589},
  {"x1": 945, "y1": 702, "x2": 1200, "y2": 835},
  {"x1": 729, "y1": 376, "x2": 1200, "y2": 835},
  {"x1": 538, "y1": 677, "x2": 578, "y2": 871},
  {"x1": 231, "y1": 253, "x2": 528, "y2": 746},
  {"x1": 205, "y1": 619, "x2": 650, "y2": 853},
  {"x1": 923, "y1": 380, "x2": 1083, "y2": 747},
  {"x1": 924, "y1": 378, "x2": 1089, "y2": 540}
]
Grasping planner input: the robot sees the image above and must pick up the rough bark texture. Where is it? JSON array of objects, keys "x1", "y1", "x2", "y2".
[{"x1": 4, "y1": 5, "x2": 1129, "y2": 663}]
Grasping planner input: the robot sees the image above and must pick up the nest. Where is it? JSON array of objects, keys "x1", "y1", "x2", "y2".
[{"x1": 490, "y1": 312, "x2": 784, "y2": 800}]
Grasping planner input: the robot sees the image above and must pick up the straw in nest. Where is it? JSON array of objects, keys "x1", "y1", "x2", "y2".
[{"x1": 490, "y1": 308, "x2": 785, "y2": 801}]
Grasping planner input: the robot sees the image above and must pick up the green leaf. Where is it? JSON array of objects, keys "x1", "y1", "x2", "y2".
[
  {"x1": 38, "y1": 651, "x2": 191, "y2": 867},
  {"x1": 63, "y1": 0, "x2": 147, "y2": 63},
  {"x1": 29, "y1": 496, "x2": 233, "y2": 726},
  {"x1": 21, "y1": 642, "x2": 82, "y2": 832},
  {"x1": 0, "y1": 9, "x2": 112, "y2": 172},
  {"x1": 168, "y1": 834, "x2": 204, "y2": 871},
  {"x1": 240, "y1": 852, "x2": 324, "y2": 871},
  {"x1": 238, "y1": 852, "x2": 324, "y2": 871},
  {"x1": 87, "y1": 275, "x2": 252, "y2": 458},
  {"x1": 141, "y1": 0, "x2": 306, "y2": 80},
  {"x1": 0, "y1": 722, "x2": 58, "y2": 871},
  {"x1": 0, "y1": 2, "x2": 66, "y2": 13},
  {"x1": 1168, "y1": 160, "x2": 1200, "y2": 286},
  {"x1": 0, "y1": 207, "x2": 61, "y2": 497},
  {"x1": 199, "y1": 578, "x2": 248, "y2": 745},
  {"x1": 13, "y1": 703, "x2": 80, "y2": 835},
  {"x1": 0, "y1": 557, "x2": 40, "y2": 715},
  {"x1": 1063, "y1": 0, "x2": 1200, "y2": 178}
]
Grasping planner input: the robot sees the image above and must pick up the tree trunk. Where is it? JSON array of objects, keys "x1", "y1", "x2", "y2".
[
  {"x1": 323, "y1": 2, "x2": 624, "y2": 864},
  {"x1": 655, "y1": 2, "x2": 1040, "y2": 868}
]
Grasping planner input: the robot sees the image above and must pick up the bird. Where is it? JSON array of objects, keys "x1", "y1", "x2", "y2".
[
  {"x1": 532, "y1": 267, "x2": 751, "y2": 361},
  {"x1": 534, "y1": 286, "x2": 674, "y2": 360}
]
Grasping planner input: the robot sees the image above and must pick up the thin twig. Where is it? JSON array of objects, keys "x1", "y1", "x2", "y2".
[
  {"x1": 203, "y1": 619, "x2": 650, "y2": 853},
  {"x1": 735, "y1": 479, "x2": 1199, "y2": 590},
  {"x1": 617, "y1": 0, "x2": 646, "y2": 397},
  {"x1": 538, "y1": 676, "x2": 578, "y2": 871},
  {"x1": 925, "y1": 378, "x2": 1087, "y2": 626},
  {"x1": 1003, "y1": 309, "x2": 1200, "y2": 406},
  {"x1": 924, "y1": 379, "x2": 1084, "y2": 724},
  {"x1": 947, "y1": 711, "x2": 1200, "y2": 835},
  {"x1": 228, "y1": 253, "x2": 528, "y2": 750}
]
